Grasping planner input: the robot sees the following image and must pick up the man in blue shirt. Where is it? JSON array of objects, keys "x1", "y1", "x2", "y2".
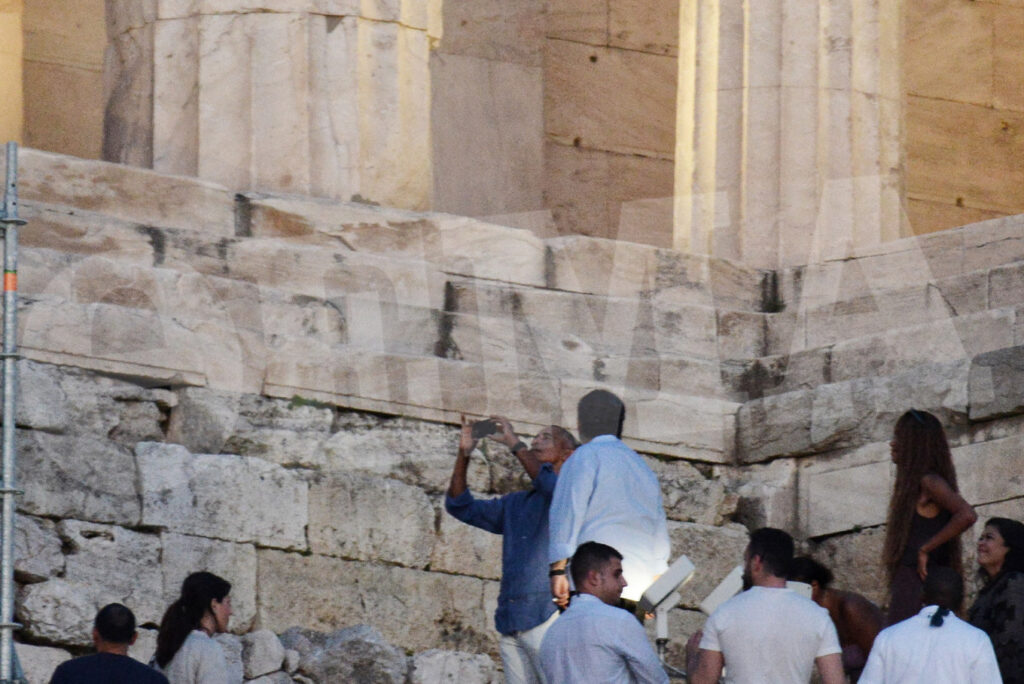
[
  {"x1": 50, "y1": 603, "x2": 169, "y2": 684},
  {"x1": 445, "y1": 414, "x2": 577, "y2": 684}
]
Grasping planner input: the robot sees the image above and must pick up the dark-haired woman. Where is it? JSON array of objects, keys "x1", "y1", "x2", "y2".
[
  {"x1": 155, "y1": 572, "x2": 235, "y2": 684},
  {"x1": 881, "y1": 409, "x2": 976, "y2": 625},
  {"x1": 969, "y1": 517, "x2": 1024, "y2": 684}
]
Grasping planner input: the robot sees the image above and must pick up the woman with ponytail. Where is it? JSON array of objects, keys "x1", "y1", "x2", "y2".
[
  {"x1": 155, "y1": 572, "x2": 235, "y2": 683},
  {"x1": 881, "y1": 409, "x2": 976, "y2": 625}
]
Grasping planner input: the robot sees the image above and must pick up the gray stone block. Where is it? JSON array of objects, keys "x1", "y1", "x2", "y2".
[{"x1": 968, "y1": 345, "x2": 1024, "y2": 421}]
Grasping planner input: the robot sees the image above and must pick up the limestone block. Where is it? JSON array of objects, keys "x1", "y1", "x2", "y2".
[
  {"x1": 166, "y1": 387, "x2": 244, "y2": 455},
  {"x1": 308, "y1": 472, "x2": 436, "y2": 568},
  {"x1": 129, "y1": 627, "x2": 158, "y2": 664},
  {"x1": 11, "y1": 359, "x2": 69, "y2": 432},
  {"x1": 435, "y1": 0, "x2": 544, "y2": 66},
  {"x1": 431, "y1": 55, "x2": 544, "y2": 220},
  {"x1": 257, "y1": 551, "x2": 496, "y2": 654},
  {"x1": 544, "y1": 235, "x2": 662, "y2": 299},
  {"x1": 18, "y1": 578, "x2": 104, "y2": 646},
  {"x1": 962, "y1": 215, "x2": 1024, "y2": 274},
  {"x1": 284, "y1": 648, "x2": 300, "y2": 673},
  {"x1": 736, "y1": 391, "x2": 812, "y2": 463},
  {"x1": 242, "y1": 629, "x2": 286, "y2": 679},
  {"x1": 546, "y1": 0, "x2": 607, "y2": 45},
  {"x1": 627, "y1": 393, "x2": 737, "y2": 461},
  {"x1": 994, "y1": 5, "x2": 1024, "y2": 112},
  {"x1": 152, "y1": 13, "x2": 199, "y2": 175},
  {"x1": 990, "y1": 262, "x2": 1024, "y2": 311},
  {"x1": 798, "y1": 442, "x2": 892, "y2": 538},
  {"x1": 8, "y1": 148, "x2": 234, "y2": 236},
  {"x1": 968, "y1": 345, "x2": 1024, "y2": 420},
  {"x1": 667, "y1": 523, "x2": 750, "y2": 610},
  {"x1": 811, "y1": 527, "x2": 887, "y2": 608},
  {"x1": 215, "y1": 632, "x2": 245, "y2": 684},
  {"x1": 14, "y1": 515, "x2": 64, "y2": 584},
  {"x1": 716, "y1": 311, "x2": 765, "y2": 360},
  {"x1": 431, "y1": 502, "x2": 503, "y2": 580},
  {"x1": 137, "y1": 442, "x2": 308, "y2": 550},
  {"x1": 54, "y1": 366, "x2": 174, "y2": 444},
  {"x1": 15, "y1": 643, "x2": 71, "y2": 684},
  {"x1": 648, "y1": 459, "x2": 735, "y2": 525},
  {"x1": 905, "y1": 0, "x2": 993, "y2": 105},
  {"x1": 410, "y1": 649, "x2": 500, "y2": 684},
  {"x1": 716, "y1": 458, "x2": 798, "y2": 532},
  {"x1": 17, "y1": 431, "x2": 141, "y2": 526},
  {"x1": 544, "y1": 40, "x2": 676, "y2": 157},
  {"x1": 58, "y1": 520, "x2": 164, "y2": 625},
  {"x1": 906, "y1": 198, "x2": 1005, "y2": 237},
  {"x1": 656, "y1": 357, "x2": 733, "y2": 401},
  {"x1": 279, "y1": 625, "x2": 409, "y2": 684},
  {"x1": 608, "y1": 0, "x2": 678, "y2": 54},
  {"x1": 954, "y1": 433, "x2": 1024, "y2": 509},
  {"x1": 161, "y1": 532, "x2": 258, "y2": 633}
]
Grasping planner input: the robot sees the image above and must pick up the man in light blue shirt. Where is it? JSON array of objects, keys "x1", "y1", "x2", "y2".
[
  {"x1": 539, "y1": 542, "x2": 669, "y2": 684},
  {"x1": 548, "y1": 390, "x2": 670, "y2": 604}
]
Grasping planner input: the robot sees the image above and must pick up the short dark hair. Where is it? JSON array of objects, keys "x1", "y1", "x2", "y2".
[
  {"x1": 747, "y1": 528, "x2": 794, "y2": 578},
  {"x1": 94, "y1": 603, "x2": 136, "y2": 644},
  {"x1": 570, "y1": 541, "x2": 623, "y2": 588},
  {"x1": 922, "y1": 566, "x2": 963, "y2": 611},
  {"x1": 577, "y1": 390, "x2": 625, "y2": 442},
  {"x1": 789, "y1": 556, "x2": 833, "y2": 588},
  {"x1": 550, "y1": 425, "x2": 579, "y2": 451}
]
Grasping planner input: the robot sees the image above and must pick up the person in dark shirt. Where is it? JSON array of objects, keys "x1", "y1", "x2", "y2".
[{"x1": 50, "y1": 603, "x2": 168, "y2": 684}]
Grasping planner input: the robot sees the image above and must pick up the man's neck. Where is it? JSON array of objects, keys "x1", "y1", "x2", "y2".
[
  {"x1": 95, "y1": 643, "x2": 130, "y2": 656},
  {"x1": 754, "y1": 575, "x2": 787, "y2": 589}
]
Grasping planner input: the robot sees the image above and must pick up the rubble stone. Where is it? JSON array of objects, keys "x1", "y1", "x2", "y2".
[
  {"x1": 241, "y1": 629, "x2": 286, "y2": 679},
  {"x1": 410, "y1": 649, "x2": 500, "y2": 684},
  {"x1": 279, "y1": 625, "x2": 409, "y2": 684},
  {"x1": 14, "y1": 515, "x2": 64, "y2": 584}
]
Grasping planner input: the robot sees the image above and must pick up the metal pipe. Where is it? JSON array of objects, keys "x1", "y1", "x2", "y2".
[{"x1": 0, "y1": 142, "x2": 26, "y2": 684}]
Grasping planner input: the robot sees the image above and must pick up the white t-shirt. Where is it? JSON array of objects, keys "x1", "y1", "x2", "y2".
[{"x1": 700, "y1": 586, "x2": 841, "y2": 684}]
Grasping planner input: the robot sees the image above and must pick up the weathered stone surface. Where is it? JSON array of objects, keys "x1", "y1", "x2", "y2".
[
  {"x1": 18, "y1": 578, "x2": 102, "y2": 646},
  {"x1": 410, "y1": 649, "x2": 500, "y2": 684},
  {"x1": 717, "y1": 458, "x2": 798, "y2": 532},
  {"x1": 648, "y1": 458, "x2": 734, "y2": 525},
  {"x1": 58, "y1": 520, "x2": 164, "y2": 625},
  {"x1": 166, "y1": 387, "x2": 244, "y2": 455},
  {"x1": 431, "y1": 502, "x2": 503, "y2": 581},
  {"x1": 15, "y1": 642, "x2": 71, "y2": 684},
  {"x1": 137, "y1": 442, "x2": 308, "y2": 550},
  {"x1": 257, "y1": 551, "x2": 496, "y2": 654},
  {"x1": 13, "y1": 359, "x2": 69, "y2": 432},
  {"x1": 284, "y1": 648, "x2": 300, "y2": 673},
  {"x1": 279, "y1": 625, "x2": 409, "y2": 684},
  {"x1": 18, "y1": 431, "x2": 141, "y2": 526},
  {"x1": 161, "y1": 532, "x2": 258, "y2": 633},
  {"x1": 309, "y1": 472, "x2": 435, "y2": 568},
  {"x1": 737, "y1": 391, "x2": 812, "y2": 463},
  {"x1": 14, "y1": 515, "x2": 64, "y2": 584},
  {"x1": 968, "y1": 345, "x2": 1024, "y2": 421},
  {"x1": 798, "y1": 442, "x2": 892, "y2": 538},
  {"x1": 242, "y1": 629, "x2": 286, "y2": 679},
  {"x1": 811, "y1": 527, "x2": 887, "y2": 608},
  {"x1": 667, "y1": 522, "x2": 750, "y2": 610},
  {"x1": 954, "y1": 433, "x2": 1024, "y2": 510}
]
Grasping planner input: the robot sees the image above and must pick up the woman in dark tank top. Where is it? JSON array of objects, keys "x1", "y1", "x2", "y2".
[{"x1": 881, "y1": 409, "x2": 977, "y2": 625}]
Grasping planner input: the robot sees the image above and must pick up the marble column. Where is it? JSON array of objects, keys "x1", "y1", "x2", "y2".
[
  {"x1": 0, "y1": 0, "x2": 22, "y2": 143},
  {"x1": 674, "y1": 0, "x2": 904, "y2": 268}
]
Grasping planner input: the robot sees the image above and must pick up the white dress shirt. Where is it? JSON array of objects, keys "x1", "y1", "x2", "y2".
[
  {"x1": 539, "y1": 593, "x2": 669, "y2": 684},
  {"x1": 860, "y1": 605, "x2": 1003, "y2": 684},
  {"x1": 548, "y1": 435, "x2": 670, "y2": 600}
]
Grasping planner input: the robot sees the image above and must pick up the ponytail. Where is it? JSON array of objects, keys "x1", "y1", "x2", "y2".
[{"x1": 155, "y1": 572, "x2": 231, "y2": 668}]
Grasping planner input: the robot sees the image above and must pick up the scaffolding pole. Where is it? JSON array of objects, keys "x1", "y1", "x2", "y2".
[{"x1": 0, "y1": 142, "x2": 26, "y2": 684}]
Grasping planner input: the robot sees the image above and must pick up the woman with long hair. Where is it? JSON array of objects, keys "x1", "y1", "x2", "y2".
[
  {"x1": 969, "y1": 517, "x2": 1024, "y2": 684},
  {"x1": 155, "y1": 572, "x2": 235, "y2": 683},
  {"x1": 881, "y1": 409, "x2": 976, "y2": 625}
]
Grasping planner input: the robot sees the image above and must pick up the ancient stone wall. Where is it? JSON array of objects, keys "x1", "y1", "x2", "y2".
[{"x1": 3, "y1": 146, "x2": 1024, "y2": 681}]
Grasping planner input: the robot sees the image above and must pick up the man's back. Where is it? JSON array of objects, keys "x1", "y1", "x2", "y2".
[
  {"x1": 860, "y1": 606, "x2": 1002, "y2": 684},
  {"x1": 701, "y1": 587, "x2": 840, "y2": 683},
  {"x1": 50, "y1": 652, "x2": 169, "y2": 684},
  {"x1": 539, "y1": 594, "x2": 668, "y2": 684},
  {"x1": 549, "y1": 435, "x2": 669, "y2": 599}
]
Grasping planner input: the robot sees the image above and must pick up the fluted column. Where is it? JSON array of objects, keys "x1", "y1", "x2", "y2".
[{"x1": 674, "y1": 0, "x2": 904, "y2": 268}]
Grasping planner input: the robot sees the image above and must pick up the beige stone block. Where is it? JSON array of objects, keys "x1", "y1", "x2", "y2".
[
  {"x1": 544, "y1": 40, "x2": 676, "y2": 157},
  {"x1": 157, "y1": 0, "x2": 200, "y2": 20},
  {"x1": 431, "y1": 55, "x2": 544, "y2": 218},
  {"x1": 667, "y1": 523, "x2": 749, "y2": 610},
  {"x1": 23, "y1": 0, "x2": 105, "y2": 70},
  {"x1": 994, "y1": 6, "x2": 1024, "y2": 111},
  {"x1": 954, "y1": 433, "x2": 1024, "y2": 507},
  {"x1": 546, "y1": 0, "x2": 606, "y2": 44},
  {"x1": 905, "y1": 0, "x2": 994, "y2": 105},
  {"x1": 435, "y1": 0, "x2": 544, "y2": 65},
  {"x1": 799, "y1": 442, "x2": 892, "y2": 538},
  {"x1": 990, "y1": 262, "x2": 1024, "y2": 310},
  {"x1": 906, "y1": 96, "x2": 1024, "y2": 215},
  {"x1": 811, "y1": 527, "x2": 887, "y2": 607},
  {"x1": 608, "y1": 0, "x2": 678, "y2": 55},
  {"x1": 308, "y1": 472, "x2": 436, "y2": 568},
  {"x1": 716, "y1": 458, "x2": 798, "y2": 531},
  {"x1": 648, "y1": 458, "x2": 735, "y2": 525},
  {"x1": 153, "y1": 15, "x2": 200, "y2": 176},
  {"x1": 137, "y1": 442, "x2": 309, "y2": 550},
  {"x1": 161, "y1": 532, "x2": 258, "y2": 633},
  {"x1": 906, "y1": 198, "x2": 1007, "y2": 236},
  {"x1": 23, "y1": 61, "x2": 104, "y2": 161},
  {"x1": 8, "y1": 148, "x2": 235, "y2": 236},
  {"x1": 628, "y1": 392, "x2": 738, "y2": 460},
  {"x1": 16, "y1": 643, "x2": 71, "y2": 684},
  {"x1": 431, "y1": 504, "x2": 503, "y2": 581},
  {"x1": 256, "y1": 550, "x2": 497, "y2": 654},
  {"x1": 715, "y1": 311, "x2": 765, "y2": 360},
  {"x1": 737, "y1": 391, "x2": 812, "y2": 463}
]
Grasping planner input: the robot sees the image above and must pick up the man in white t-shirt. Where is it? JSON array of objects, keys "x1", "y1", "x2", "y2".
[
  {"x1": 860, "y1": 566, "x2": 1002, "y2": 683},
  {"x1": 686, "y1": 528, "x2": 845, "y2": 684}
]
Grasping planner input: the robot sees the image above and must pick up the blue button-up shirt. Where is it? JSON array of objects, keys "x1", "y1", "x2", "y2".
[{"x1": 445, "y1": 464, "x2": 558, "y2": 635}]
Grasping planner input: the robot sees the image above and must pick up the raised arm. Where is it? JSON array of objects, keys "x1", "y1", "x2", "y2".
[
  {"x1": 446, "y1": 415, "x2": 477, "y2": 498},
  {"x1": 917, "y1": 473, "x2": 977, "y2": 579},
  {"x1": 490, "y1": 415, "x2": 542, "y2": 480}
]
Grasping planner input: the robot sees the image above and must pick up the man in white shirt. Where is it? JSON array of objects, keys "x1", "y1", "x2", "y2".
[
  {"x1": 860, "y1": 567, "x2": 1002, "y2": 683},
  {"x1": 539, "y1": 542, "x2": 668, "y2": 684},
  {"x1": 687, "y1": 528, "x2": 845, "y2": 684},
  {"x1": 547, "y1": 390, "x2": 670, "y2": 605}
]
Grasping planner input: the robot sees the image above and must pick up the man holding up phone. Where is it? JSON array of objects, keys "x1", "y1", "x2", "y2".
[{"x1": 445, "y1": 415, "x2": 577, "y2": 684}]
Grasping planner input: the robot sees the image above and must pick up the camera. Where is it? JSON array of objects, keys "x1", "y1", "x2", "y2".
[{"x1": 471, "y1": 419, "x2": 499, "y2": 439}]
